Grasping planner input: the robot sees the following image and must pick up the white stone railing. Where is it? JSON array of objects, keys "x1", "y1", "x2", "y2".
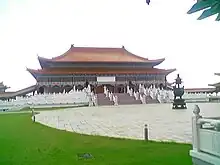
[
  {"x1": 128, "y1": 88, "x2": 133, "y2": 97},
  {"x1": 149, "y1": 90, "x2": 154, "y2": 99},
  {"x1": 156, "y1": 90, "x2": 170, "y2": 103},
  {"x1": 0, "y1": 87, "x2": 91, "y2": 111},
  {"x1": 138, "y1": 84, "x2": 145, "y2": 93},
  {"x1": 109, "y1": 92, "x2": 113, "y2": 101},
  {"x1": 112, "y1": 95, "x2": 118, "y2": 105},
  {"x1": 134, "y1": 91, "x2": 139, "y2": 100},
  {"x1": 190, "y1": 105, "x2": 220, "y2": 165},
  {"x1": 93, "y1": 94, "x2": 98, "y2": 106},
  {"x1": 103, "y1": 86, "x2": 117, "y2": 105},
  {"x1": 126, "y1": 85, "x2": 175, "y2": 103},
  {"x1": 88, "y1": 92, "x2": 97, "y2": 106},
  {"x1": 164, "y1": 91, "x2": 172, "y2": 103},
  {"x1": 157, "y1": 93, "x2": 162, "y2": 103},
  {"x1": 104, "y1": 86, "x2": 108, "y2": 97},
  {"x1": 88, "y1": 95, "x2": 93, "y2": 107},
  {"x1": 127, "y1": 85, "x2": 130, "y2": 94},
  {"x1": 128, "y1": 84, "x2": 219, "y2": 104},
  {"x1": 140, "y1": 94, "x2": 146, "y2": 104},
  {"x1": 143, "y1": 88, "x2": 148, "y2": 96}
]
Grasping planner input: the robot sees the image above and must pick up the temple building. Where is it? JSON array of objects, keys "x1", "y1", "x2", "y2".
[{"x1": 27, "y1": 45, "x2": 176, "y2": 94}]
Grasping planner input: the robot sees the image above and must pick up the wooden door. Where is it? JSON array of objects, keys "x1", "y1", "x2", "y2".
[{"x1": 95, "y1": 85, "x2": 104, "y2": 93}]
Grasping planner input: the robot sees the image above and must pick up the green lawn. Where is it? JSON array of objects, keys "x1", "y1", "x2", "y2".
[{"x1": 0, "y1": 113, "x2": 192, "y2": 165}]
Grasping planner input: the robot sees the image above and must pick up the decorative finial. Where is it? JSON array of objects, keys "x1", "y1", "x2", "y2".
[
  {"x1": 122, "y1": 45, "x2": 125, "y2": 49},
  {"x1": 71, "y1": 44, "x2": 74, "y2": 48},
  {"x1": 193, "y1": 105, "x2": 200, "y2": 115},
  {"x1": 146, "y1": 0, "x2": 150, "y2": 5}
]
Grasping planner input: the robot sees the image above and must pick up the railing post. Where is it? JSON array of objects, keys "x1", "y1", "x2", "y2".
[
  {"x1": 89, "y1": 94, "x2": 93, "y2": 107},
  {"x1": 94, "y1": 94, "x2": 98, "y2": 106},
  {"x1": 114, "y1": 95, "x2": 118, "y2": 106},
  {"x1": 31, "y1": 108, "x2": 35, "y2": 122},
  {"x1": 144, "y1": 124, "x2": 148, "y2": 141},
  {"x1": 192, "y1": 105, "x2": 202, "y2": 152}
]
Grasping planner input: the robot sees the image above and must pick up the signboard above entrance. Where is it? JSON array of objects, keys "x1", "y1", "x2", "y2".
[{"x1": 97, "y1": 77, "x2": 116, "y2": 83}]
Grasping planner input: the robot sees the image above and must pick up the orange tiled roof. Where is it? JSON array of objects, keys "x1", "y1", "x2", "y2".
[
  {"x1": 27, "y1": 68, "x2": 176, "y2": 75},
  {"x1": 39, "y1": 45, "x2": 165, "y2": 63}
]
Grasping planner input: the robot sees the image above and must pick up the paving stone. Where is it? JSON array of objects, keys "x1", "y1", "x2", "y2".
[{"x1": 35, "y1": 103, "x2": 220, "y2": 143}]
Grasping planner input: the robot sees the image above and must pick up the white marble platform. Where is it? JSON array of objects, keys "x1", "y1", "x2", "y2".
[{"x1": 35, "y1": 103, "x2": 220, "y2": 143}]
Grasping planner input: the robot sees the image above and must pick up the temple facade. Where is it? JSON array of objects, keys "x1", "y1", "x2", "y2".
[{"x1": 27, "y1": 45, "x2": 176, "y2": 94}]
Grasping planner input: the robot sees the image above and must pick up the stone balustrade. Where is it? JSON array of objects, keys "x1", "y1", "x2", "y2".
[
  {"x1": 140, "y1": 94, "x2": 146, "y2": 104},
  {"x1": 134, "y1": 92, "x2": 139, "y2": 100},
  {"x1": 0, "y1": 87, "x2": 91, "y2": 111},
  {"x1": 128, "y1": 87, "x2": 133, "y2": 97},
  {"x1": 104, "y1": 85, "x2": 118, "y2": 106},
  {"x1": 112, "y1": 95, "x2": 118, "y2": 105},
  {"x1": 190, "y1": 105, "x2": 220, "y2": 165},
  {"x1": 3, "y1": 83, "x2": 217, "y2": 111},
  {"x1": 125, "y1": 84, "x2": 172, "y2": 104},
  {"x1": 88, "y1": 91, "x2": 98, "y2": 107}
]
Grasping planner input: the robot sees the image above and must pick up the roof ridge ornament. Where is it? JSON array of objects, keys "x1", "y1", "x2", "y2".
[
  {"x1": 122, "y1": 45, "x2": 125, "y2": 49},
  {"x1": 71, "y1": 44, "x2": 74, "y2": 48},
  {"x1": 146, "y1": 0, "x2": 150, "y2": 5}
]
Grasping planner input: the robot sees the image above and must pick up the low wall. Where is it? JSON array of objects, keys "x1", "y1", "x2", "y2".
[
  {"x1": 0, "y1": 103, "x2": 89, "y2": 112},
  {"x1": 190, "y1": 105, "x2": 220, "y2": 165}
]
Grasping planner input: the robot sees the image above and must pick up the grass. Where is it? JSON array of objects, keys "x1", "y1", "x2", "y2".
[{"x1": 0, "y1": 113, "x2": 192, "y2": 165}]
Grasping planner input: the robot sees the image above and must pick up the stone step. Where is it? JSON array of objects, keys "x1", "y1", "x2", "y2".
[
  {"x1": 97, "y1": 93, "x2": 159, "y2": 106},
  {"x1": 96, "y1": 93, "x2": 114, "y2": 106},
  {"x1": 115, "y1": 93, "x2": 142, "y2": 105},
  {"x1": 146, "y1": 96, "x2": 159, "y2": 104}
]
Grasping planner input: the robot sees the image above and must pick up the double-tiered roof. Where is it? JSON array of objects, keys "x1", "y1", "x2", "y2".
[{"x1": 27, "y1": 45, "x2": 176, "y2": 79}]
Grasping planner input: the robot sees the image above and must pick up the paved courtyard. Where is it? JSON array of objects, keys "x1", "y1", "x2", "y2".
[{"x1": 35, "y1": 103, "x2": 220, "y2": 143}]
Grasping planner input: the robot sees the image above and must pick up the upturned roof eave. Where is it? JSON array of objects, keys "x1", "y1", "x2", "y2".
[
  {"x1": 26, "y1": 68, "x2": 175, "y2": 77},
  {"x1": 38, "y1": 56, "x2": 51, "y2": 69},
  {"x1": 165, "y1": 68, "x2": 176, "y2": 75},
  {"x1": 37, "y1": 58, "x2": 166, "y2": 69},
  {"x1": 208, "y1": 82, "x2": 220, "y2": 87},
  {"x1": 26, "y1": 68, "x2": 38, "y2": 80},
  {"x1": 38, "y1": 57, "x2": 165, "y2": 64}
]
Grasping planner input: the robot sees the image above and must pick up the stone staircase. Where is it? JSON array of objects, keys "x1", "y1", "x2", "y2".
[
  {"x1": 146, "y1": 95, "x2": 159, "y2": 104},
  {"x1": 96, "y1": 93, "x2": 159, "y2": 106},
  {"x1": 96, "y1": 93, "x2": 114, "y2": 106},
  {"x1": 115, "y1": 93, "x2": 142, "y2": 105}
]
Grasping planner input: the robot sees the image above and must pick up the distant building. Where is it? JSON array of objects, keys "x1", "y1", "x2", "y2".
[
  {"x1": 0, "y1": 82, "x2": 36, "y2": 100},
  {"x1": 0, "y1": 82, "x2": 9, "y2": 93},
  {"x1": 185, "y1": 88, "x2": 215, "y2": 94}
]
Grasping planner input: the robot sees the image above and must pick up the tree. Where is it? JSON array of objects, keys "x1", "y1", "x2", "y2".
[
  {"x1": 146, "y1": 0, "x2": 220, "y2": 21},
  {"x1": 187, "y1": 0, "x2": 220, "y2": 21}
]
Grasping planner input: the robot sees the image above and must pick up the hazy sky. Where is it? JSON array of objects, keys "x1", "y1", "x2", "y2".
[{"x1": 0, "y1": 0, "x2": 220, "y2": 91}]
